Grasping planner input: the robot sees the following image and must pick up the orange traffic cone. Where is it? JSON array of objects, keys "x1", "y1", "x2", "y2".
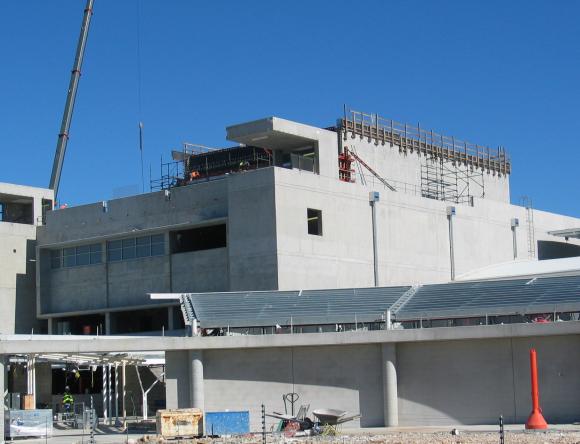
[{"x1": 525, "y1": 349, "x2": 548, "y2": 430}]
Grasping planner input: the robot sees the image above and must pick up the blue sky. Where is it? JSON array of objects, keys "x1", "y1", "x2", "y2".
[{"x1": 0, "y1": 1, "x2": 578, "y2": 216}]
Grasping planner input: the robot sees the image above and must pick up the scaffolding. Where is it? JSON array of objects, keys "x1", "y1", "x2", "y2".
[
  {"x1": 420, "y1": 156, "x2": 484, "y2": 205},
  {"x1": 150, "y1": 143, "x2": 272, "y2": 191},
  {"x1": 340, "y1": 108, "x2": 510, "y2": 176}
]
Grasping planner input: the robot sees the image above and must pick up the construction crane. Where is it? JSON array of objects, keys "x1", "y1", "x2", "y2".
[{"x1": 49, "y1": 0, "x2": 95, "y2": 201}]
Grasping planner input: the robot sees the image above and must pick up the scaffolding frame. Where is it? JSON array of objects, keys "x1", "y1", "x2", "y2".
[{"x1": 420, "y1": 156, "x2": 484, "y2": 205}]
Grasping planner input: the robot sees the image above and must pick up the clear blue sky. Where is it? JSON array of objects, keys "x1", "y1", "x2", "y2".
[{"x1": 0, "y1": 1, "x2": 578, "y2": 216}]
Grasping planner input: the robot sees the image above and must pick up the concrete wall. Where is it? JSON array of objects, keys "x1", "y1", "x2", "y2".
[
  {"x1": 341, "y1": 132, "x2": 510, "y2": 203},
  {"x1": 166, "y1": 333, "x2": 580, "y2": 430},
  {"x1": 0, "y1": 183, "x2": 53, "y2": 334},
  {"x1": 273, "y1": 167, "x2": 580, "y2": 290}
]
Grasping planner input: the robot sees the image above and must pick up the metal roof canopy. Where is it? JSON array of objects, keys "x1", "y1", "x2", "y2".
[
  {"x1": 173, "y1": 274, "x2": 580, "y2": 328},
  {"x1": 548, "y1": 228, "x2": 580, "y2": 239},
  {"x1": 395, "y1": 274, "x2": 580, "y2": 321},
  {"x1": 178, "y1": 286, "x2": 411, "y2": 329}
]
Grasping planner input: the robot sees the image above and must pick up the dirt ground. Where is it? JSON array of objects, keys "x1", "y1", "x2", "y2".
[{"x1": 142, "y1": 430, "x2": 580, "y2": 443}]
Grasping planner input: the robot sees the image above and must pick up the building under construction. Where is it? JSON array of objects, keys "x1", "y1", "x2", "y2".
[{"x1": 23, "y1": 108, "x2": 580, "y2": 336}]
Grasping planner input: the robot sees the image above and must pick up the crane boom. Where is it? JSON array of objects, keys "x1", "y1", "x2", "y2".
[{"x1": 49, "y1": 0, "x2": 94, "y2": 201}]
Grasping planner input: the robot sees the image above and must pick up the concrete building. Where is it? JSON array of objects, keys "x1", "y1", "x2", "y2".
[
  {"x1": 34, "y1": 110, "x2": 580, "y2": 335},
  {"x1": 1, "y1": 321, "x2": 580, "y2": 433},
  {"x1": 0, "y1": 183, "x2": 53, "y2": 334}
]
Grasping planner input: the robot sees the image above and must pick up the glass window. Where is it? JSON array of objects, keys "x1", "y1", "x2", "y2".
[
  {"x1": 107, "y1": 240, "x2": 123, "y2": 262},
  {"x1": 90, "y1": 244, "x2": 102, "y2": 264},
  {"x1": 136, "y1": 236, "x2": 151, "y2": 258},
  {"x1": 76, "y1": 245, "x2": 90, "y2": 266},
  {"x1": 63, "y1": 247, "x2": 76, "y2": 267},
  {"x1": 122, "y1": 238, "x2": 136, "y2": 260},
  {"x1": 151, "y1": 234, "x2": 165, "y2": 256},
  {"x1": 50, "y1": 250, "x2": 61, "y2": 269}
]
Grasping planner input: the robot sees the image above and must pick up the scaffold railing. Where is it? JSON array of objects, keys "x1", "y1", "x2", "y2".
[{"x1": 340, "y1": 109, "x2": 510, "y2": 175}]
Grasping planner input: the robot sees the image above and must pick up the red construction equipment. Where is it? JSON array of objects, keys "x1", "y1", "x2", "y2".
[{"x1": 525, "y1": 348, "x2": 548, "y2": 430}]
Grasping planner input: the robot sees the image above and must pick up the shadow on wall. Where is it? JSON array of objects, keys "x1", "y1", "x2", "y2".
[
  {"x1": 15, "y1": 239, "x2": 43, "y2": 334},
  {"x1": 203, "y1": 344, "x2": 384, "y2": 427}
]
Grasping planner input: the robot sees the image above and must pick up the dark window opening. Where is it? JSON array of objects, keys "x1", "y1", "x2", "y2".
[
  {"x1": 171, "y1": 224, "x2": 227, "y2": 254},
  {"x1": 0, "y1": 199, "x2": 33, "y2": 224},
  {"x1": 538, "y1": 240, "x2": 580, "y2": 260},
  {"x1": 307, "y1": 209, "x2": 322, "y2": 236},
  {"x1": 112, "y1": 308, "x2": 169, "y2": 334},
  {"x1": 55, "y1": 314, "x2": 105, "y2": 335}
]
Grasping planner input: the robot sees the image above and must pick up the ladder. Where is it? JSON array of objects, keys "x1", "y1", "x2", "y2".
[
  {"x1": 522, "y1": 196, "x2": 536, "y2": 259},
  {"x1": 345, "y1": 148, "x2": 396, "y2": 192}
]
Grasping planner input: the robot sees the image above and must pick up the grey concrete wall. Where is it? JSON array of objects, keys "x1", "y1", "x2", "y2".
[
  {"x1": 173, "y1": 333, "x2": 580, "y2": 429},
  {"x1": 171, "y1": 248, "x2": 228, "y2": 293},
  {"x1": 227, "y1": 169, "x2": 278, "y2": 291},
  {"x1": 0, "y1": 219, "x2": 41, "y2": 334},
  {"x1": 273, "y1": 167, "x2": 580, "y2": 290},
  {"x1": 342, "y1": 135, "x2": 510, "y2": 204},
  {"x1": 397, "y1": 335, "x2": 580, "y2": 425}
]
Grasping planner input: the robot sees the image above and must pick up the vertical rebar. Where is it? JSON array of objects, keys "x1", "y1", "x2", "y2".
[
  {"x1": 499, "y1": 415, "x2": 504, "y2": 444},
  {"x1": 261, "y1": 404, "x2": 266, "y2": 444}
]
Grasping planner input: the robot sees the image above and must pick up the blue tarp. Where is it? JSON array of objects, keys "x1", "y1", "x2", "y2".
[{"x1": 205, "y1": 411, "x2": 250, "y2": 436}]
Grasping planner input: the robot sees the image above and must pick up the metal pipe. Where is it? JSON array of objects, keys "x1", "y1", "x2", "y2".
[
  {"x1": 370, "y1": 196, "x2": 379, "y2": 286},
  {"x1": 49, "y1": 0, "x2": 95, "y2": 200},
  {"x1": 447, "y1": 207, "x2": 456, "y2": 281}
]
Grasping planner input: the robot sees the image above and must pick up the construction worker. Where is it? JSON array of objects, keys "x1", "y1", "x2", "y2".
[{"x1": 62, "y1": 386, "x2": 74, "y2": 413}]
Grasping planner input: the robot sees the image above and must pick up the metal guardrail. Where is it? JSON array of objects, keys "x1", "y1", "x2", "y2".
[{"x1": 341, "y1": 109, "x2": 511, "y2": 175}]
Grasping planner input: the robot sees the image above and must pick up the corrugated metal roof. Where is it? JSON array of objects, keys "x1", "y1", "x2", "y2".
[
  {"x1": 395, "y1": 274, "x2": 580, "y2": 321},
  {"x1": 180, "y1": 274, "x2": 580, "y2": 328},
  {"x1": 181, "y1": 286, "x2": 411, "y2": 328}
]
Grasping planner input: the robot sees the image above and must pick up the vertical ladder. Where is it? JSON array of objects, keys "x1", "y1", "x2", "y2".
[{"x1": 522, "y1": 196, "x2": 536, "y2": 259}]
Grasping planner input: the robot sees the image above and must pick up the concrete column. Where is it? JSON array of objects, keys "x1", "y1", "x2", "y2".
[
  {"x1": 105, "y1": 313, "x2": 111, "y2": 335},
  {"x1": 47, "y1": 318, "x2": 53, "y2": 335},
  {"x1": 1, "y1": 355, "x2": 6, "y2": 444},
  {"x1": 381, "y1": 343, "x2": 398, "y2": 427},
  {"x1": 189, "y1": 350, "x2": 204, "y2": 411},
  {"x1": 33, "y1": 198, "x2": 42, "y2": 226},
  {"x1": 167, "y1": 307, "x2": 174, "y2": 331}
]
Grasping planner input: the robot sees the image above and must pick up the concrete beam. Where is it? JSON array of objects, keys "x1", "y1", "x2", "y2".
[
  {"x1": 381, "y1": 343, "x2": 398, "y2": 427},
  {"x1": 1, "y1": 322, "x2": 580, "y2": 354}
]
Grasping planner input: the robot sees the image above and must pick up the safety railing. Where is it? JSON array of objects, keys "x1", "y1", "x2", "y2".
[{"x1": 341, "y1": 109, "x2": 511, "y2": 175}]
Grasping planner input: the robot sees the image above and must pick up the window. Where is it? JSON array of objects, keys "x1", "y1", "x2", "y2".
[
  {"x1": 307, "y1": 208, "x2": 322, "y2": 236},
  {"x1": 171, "y1": 224, "x2": 227, "y2": 254},
  {"x1": 50, "y1": 250, "x2": 62, "y2": 269},
  {"x1": 52, "y1": 243, "x2": 102, "y2": 268},
  {"x1": 107, "y1": 234, "x2": 165, "y2": 262}
]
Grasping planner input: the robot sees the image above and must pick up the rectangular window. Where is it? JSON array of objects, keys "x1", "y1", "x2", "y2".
[
  {"x1": 307, "y1": 208, "x2": 322, "y2": 236},
  {"x1": 63, "y1": 247, "x2": 76, "y2": 267},
  {"x1": 136, "y1": 235, "x2": 151, "y2": 258},
  {"x1": 122, "y1": 238, "x2": 136, "y2": 260},
  {"x1": 170, "y1": 224, "x2": 227, "y2": 254},
  {"x1": 107, "y1": 240, "x2": 123, "y2": 262},
  {"x1": 50, "y1": 250, "x2": 61, "y2": 269},
  {"x1": 150, "y1": 234, "x2": 165, "y2": 256},
  {"x1": 90, "y1": 244, "x2": 102, "y2": 264},
  {"x1": 107, "y1": 234, "x2": 165, "y2": 262},
  {"x1": 75, "y1": 245, "x2": 90, "y2": 266}
]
